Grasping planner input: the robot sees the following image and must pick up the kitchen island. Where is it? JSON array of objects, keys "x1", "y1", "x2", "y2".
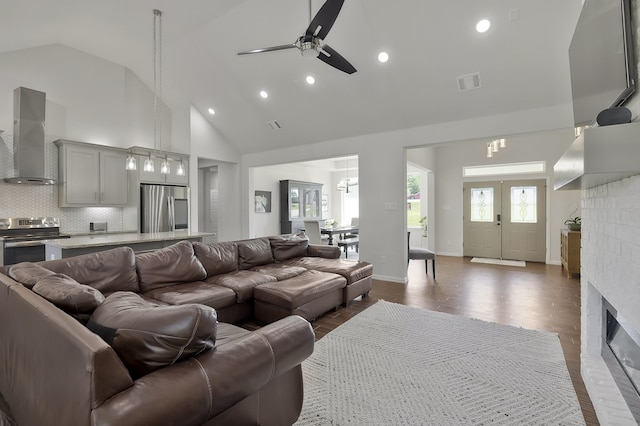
[{"x1": 44, "y1": 230, "x2": 215, "y2": 260}]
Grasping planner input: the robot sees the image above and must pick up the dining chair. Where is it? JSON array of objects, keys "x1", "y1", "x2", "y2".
[
  {"x1": 303, "y1": 221, "x2": 329, "y2": 245},
  {"x1": 408, "y1": 231, "x2": 435, "y2": 278},
  {"x1": 346, "y1": 217, "x2": 359, "y2": 238}
]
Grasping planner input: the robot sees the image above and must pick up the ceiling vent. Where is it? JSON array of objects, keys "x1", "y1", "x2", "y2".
[
  {"x1": 457, "y1": 72, "x2": 482, "y2": 92},
  {"x1": 266, "y1": 120, "x2": 282, "y2": 131}
]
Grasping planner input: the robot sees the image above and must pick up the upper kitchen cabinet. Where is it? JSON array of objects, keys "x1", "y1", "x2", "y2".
[
  {"x1": 55, "y1": 140, "x2": 128, "y2": 207},
  {"x1": 137, "y1": 155, "x2": 189, "y2": 185}
]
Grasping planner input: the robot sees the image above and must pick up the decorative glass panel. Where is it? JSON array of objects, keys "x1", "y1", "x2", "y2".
[
  {"x1": 290, "y1": 188, "x2": 300, "y2": 218},
  {"x1": 303, "y1": 189, "x2": 320, "y2": 217},
  {"x1": 470, "y1": 188, "x2": 493, "y2": 222},
  {"x1": 510, "y1": 186, "x2": 537, "y2": 223}
]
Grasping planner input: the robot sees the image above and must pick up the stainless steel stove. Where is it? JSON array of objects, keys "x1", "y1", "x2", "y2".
[{"x1": 0, "y1": 217, "x2": 71, "y2": 266}]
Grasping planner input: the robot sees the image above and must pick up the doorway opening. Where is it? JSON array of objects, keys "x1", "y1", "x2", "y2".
[{"x1": 463, "y1": 179, "x2": 546, "y2": 262}]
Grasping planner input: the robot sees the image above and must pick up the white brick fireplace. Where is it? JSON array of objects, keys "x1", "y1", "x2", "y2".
[{"x1": 581, "y1": 175, "x2": 640, "y2": 425}]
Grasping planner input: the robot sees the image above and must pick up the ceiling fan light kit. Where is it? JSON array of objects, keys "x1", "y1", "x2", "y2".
[{"x1": 238, "y1": 0, "x2": 357, "y2": 75}]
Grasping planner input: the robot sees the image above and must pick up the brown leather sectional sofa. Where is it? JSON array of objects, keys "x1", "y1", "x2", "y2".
[{"x1": 0, "y1": 235, "x2": 373, "y2": 425}]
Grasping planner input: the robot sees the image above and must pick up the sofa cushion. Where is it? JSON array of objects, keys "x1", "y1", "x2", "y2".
[
  {"x1": 254, "y1": 270, "x2": 346, "y2": 309},
  {"x1": 269, "y1": 233, "x2": 309, "y2": 261},
  {"x1": 136, "y1": 241, "x2": 207, "y2": 293},
  {"x1": 282, "y1": 257, "x2": 373, "y2": 285},
  {"x1": 87, "y1": 292, "x2": 217, "y2": 378},
  {"x1": 40, "y1": 247, "x2": 140, "y2": 293},
  {"x1": 205, "y1": 270, "x2": 277, "y2": 303},
  {"x1": 250, "y1": 264, "x2": 308, "y2": 281},
  {"x1": 8, "y1": 262, "x2": 56, "y2": 289},
  {"x1": 193, "y1": 241, "x2": 239, "y2": 276},
  {"x1": 32, "y1": 273, "x2": 105, "y2": 315},
  {"x1": 237, "y1": 238, "x2": 274, "y2": 270},
  {"x1": 143, "y1": 281, "x2": 237, "y2": 310}
]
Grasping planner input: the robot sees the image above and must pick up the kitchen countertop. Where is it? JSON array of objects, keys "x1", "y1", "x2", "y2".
[{"x1": 45, "y1": 230, "x2": 215, "y2": 249}]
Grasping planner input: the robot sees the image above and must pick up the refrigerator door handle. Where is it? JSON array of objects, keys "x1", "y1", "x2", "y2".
[{"x1": 168, "y1": 196, "x2": 175, "y2": 231}]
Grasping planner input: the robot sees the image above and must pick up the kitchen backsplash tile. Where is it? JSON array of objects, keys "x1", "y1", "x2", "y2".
[{"x1": 0, "y1": 133, "x2": 125, "y2": 233}]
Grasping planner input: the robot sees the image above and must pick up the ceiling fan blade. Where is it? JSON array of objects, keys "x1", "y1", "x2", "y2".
[
  {"x1": 306, "y1": 0, "x2": 344, "y2": 40},
  {"x1": 238, "y1": 44, "x2": 297, "y2": 55},
  {"x1": 318, "y1": 44, "x2": 357, "y2": 74}
]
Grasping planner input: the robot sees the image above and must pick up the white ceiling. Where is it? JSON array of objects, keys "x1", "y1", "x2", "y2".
[{"x1": 1, "y1": 0, "x2": 582, "y2": 154}]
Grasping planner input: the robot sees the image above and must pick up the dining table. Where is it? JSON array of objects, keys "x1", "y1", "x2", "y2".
[{"x1": 320, "y1": 225, "x2": 359, "y2": 245}]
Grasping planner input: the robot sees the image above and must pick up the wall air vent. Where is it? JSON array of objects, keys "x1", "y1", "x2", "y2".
[
  {"x1": 457, "y1": 72, "x2": 482, "y2": 92},
  {"x1": 266, "y1": 120, "x2": 282, "y2": 131}
]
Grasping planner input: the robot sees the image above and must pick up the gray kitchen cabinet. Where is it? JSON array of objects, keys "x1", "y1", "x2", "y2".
[
  {"x1": 55, "y1": 140, "x2": 128, "y2": 207},
  {"x1": 138, "y1": 155, "x2": 188, "y2": 185}
]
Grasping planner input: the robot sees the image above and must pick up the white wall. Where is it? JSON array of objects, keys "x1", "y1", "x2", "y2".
[
  {"x1": 243, "y1": 103, "x2": 579, "y2": 283},
  {"x1": 250, "y1": 163, "x2": 333, "y2": 238},
  {"x1": 0, "y1": 44, "x2": 169, "y2": 232},
  {"x1": 190, "y1": 106, "x2": 241, "y2": 240},
  {"x1": 433, "y1": 128, "x2": 581, "y2": 262}
]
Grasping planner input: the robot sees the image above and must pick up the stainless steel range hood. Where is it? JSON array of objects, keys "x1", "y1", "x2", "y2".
[{"x1": 4, "y1": 87, "x2": 56, "y2": 185}]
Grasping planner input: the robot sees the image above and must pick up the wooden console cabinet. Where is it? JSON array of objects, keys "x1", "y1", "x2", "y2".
[{"x1": 561, "y1": 229, "x2": 581, "y2": 278}]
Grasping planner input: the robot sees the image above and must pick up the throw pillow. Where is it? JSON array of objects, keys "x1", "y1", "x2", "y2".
[
  {"x1": 8, "y1": 262, "x2": 56, "y2": 289},
  {"x1": 87, "y1": 292, "x2": 217, "y2": 378},
  {"x1": 32, "y1": 273, "x2": 105, "y2": 315}
]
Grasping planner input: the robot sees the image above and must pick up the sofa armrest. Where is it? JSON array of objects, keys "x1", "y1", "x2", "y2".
[
  {"x1": 308, "y1": 244, "x2": 341, "y2": 259},
  {"x1": 92, "y1": 316, "x2": 314, "y2": 426}
]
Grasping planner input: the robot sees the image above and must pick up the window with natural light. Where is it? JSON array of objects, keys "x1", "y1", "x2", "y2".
[
  {"x1": 463, "y1": 161, "x2": 545, "y2": 177},
  {"x1": 510, "y1": 186, "x2": 537, "y2": 223},
  {"x1": 470, "y1": 188, "x2": 494, "y2": 222},
  {"x1": 407, "y1": 173, "x2": 421, "y2": 227}
]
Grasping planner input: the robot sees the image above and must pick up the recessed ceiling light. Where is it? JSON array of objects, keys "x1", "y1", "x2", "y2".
[
  {"x1": 476, "y1": 19, "x2": 491, "y2": 33},
  {"x1": 306, "y1": 75, "x2": 316, "y2": 85},
  {"x1": 259, "y1": 90, "x2": 269, "y2": 99},
  {"x1": 378, "y1": 52, "x2": 389, "y2": 63},
  {"x1": 207, "y1": 108, "x2": 216, "y2": 115}
]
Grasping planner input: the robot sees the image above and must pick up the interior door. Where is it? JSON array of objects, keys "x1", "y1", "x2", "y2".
[
  {"x1": 463, "y1": 182, "x2": 502, "y2": 258},
  {"x1": 463, "y1": 180, "x2": 546, "y2": 261}
]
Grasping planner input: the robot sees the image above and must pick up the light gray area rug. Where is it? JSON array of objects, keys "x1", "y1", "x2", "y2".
[
  {"x1": 296, "y1": 301, "x2": 585, "y2": 425},
  {"x1": 471, "y1": 257, "x2": 526, "y2": 267}
]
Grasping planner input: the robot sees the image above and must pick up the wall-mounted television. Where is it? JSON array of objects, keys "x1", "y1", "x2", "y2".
[{"x1": 568, "y1": 0, "x2": 636, "y2": 127}]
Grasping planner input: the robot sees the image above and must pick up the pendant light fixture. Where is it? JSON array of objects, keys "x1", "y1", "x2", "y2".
[
  {"x1": 337, "y1": 155, "x2": 358, "y2": 192},
  {"x1": 125, "y1": 150, "x2": 137, "y2": 170},
  {"x1": 143, "y1": 152, "x2": 155, "y2": 172},
  {"x1": 160, "y1": 155, "x2": 170, "y2": 175},
  {"x1": 176, "y1": 159, "x2": 186, "y2": 176},
  {"x1": 486, "y1": 137, "x2": 507, "y2": 158},
  {"x1": 152, "y1": 9, "x2": 164, "y2": 173}
]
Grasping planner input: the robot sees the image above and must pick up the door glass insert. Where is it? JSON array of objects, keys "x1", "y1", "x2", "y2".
[
  {"x1": 290, "y1": 188, "x2": 300, "y2": 218},
  {"x1": 470, "y1": 188, "x2": 493, "y2": 222},
  {"x1": 510, "y1": 186, "x2": 537, "y2": 223}
]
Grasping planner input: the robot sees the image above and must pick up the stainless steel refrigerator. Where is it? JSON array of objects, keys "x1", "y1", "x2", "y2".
[{"x1": 140, "y1": 184, "x2": 190, "y2": 233}]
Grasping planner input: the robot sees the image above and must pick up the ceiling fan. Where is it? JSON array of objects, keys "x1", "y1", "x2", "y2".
[{"x1": 237, "y1": 0, "x2": 357, "y2": 74}]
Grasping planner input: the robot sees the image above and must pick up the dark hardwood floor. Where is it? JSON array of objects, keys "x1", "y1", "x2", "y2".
[{"x1": 248, "y1": 255, "x2": 599, "y2": 425}]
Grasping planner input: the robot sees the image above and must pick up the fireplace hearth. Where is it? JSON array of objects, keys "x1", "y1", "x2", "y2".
[{"x1": 603, "y1": 300, "x2": 640, "y2": 423}]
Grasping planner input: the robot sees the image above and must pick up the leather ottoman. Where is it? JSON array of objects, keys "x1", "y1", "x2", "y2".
[{"x1": 254, "y1": 270, "x2": 346, "y2": 323}]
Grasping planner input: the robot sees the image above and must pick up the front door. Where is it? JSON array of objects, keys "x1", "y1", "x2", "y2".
[{"x1": 463, "y1": 180, "x2": 546, "y2": 262}]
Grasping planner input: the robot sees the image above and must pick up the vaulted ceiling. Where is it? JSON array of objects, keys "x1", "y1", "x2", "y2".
[{"x1": 2, "y1": 0, "x2": 582, "y2": 154}]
